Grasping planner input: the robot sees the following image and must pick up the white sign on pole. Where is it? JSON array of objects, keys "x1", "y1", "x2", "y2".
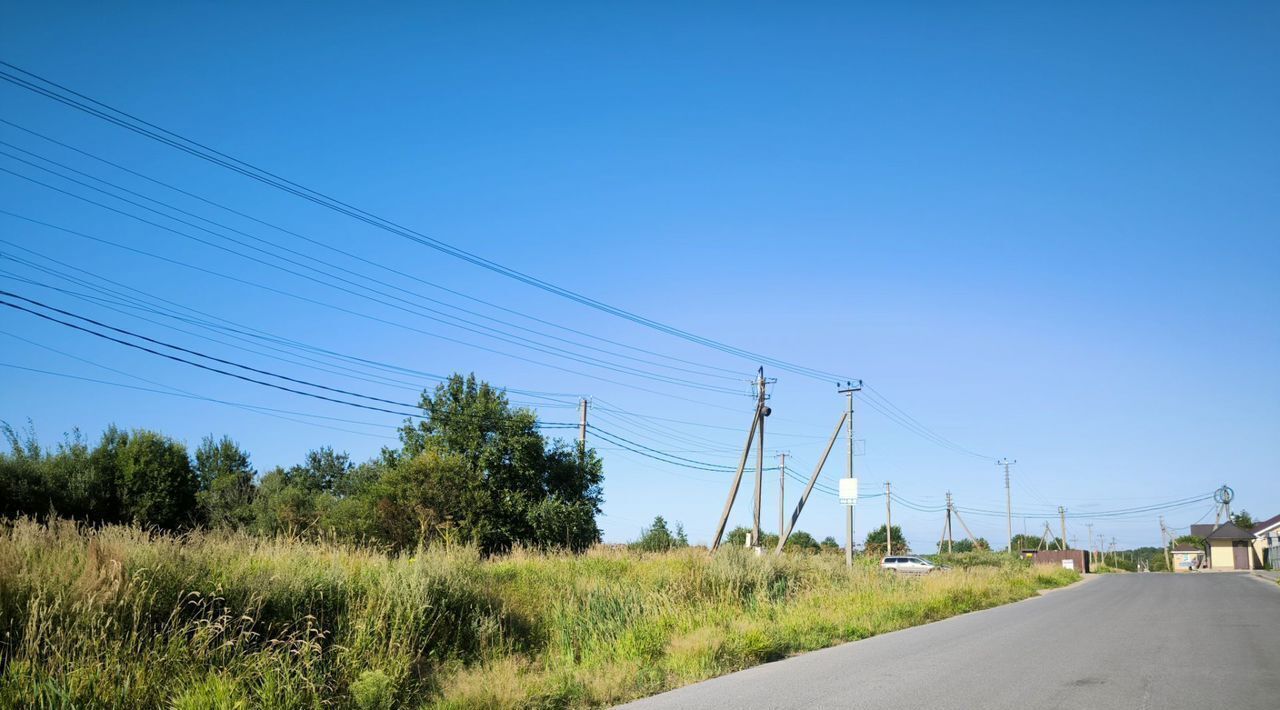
[{"x1": 839, "y1": 477, "x2": 859, "y2": 506}]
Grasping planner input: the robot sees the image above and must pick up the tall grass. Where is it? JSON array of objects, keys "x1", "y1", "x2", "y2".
[{"x1": 0, "y1": 519, "x2": 1078, "y2": 708}]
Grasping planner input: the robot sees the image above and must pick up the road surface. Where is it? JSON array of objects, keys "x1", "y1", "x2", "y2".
[{"x1": 619, "y1": 573, "x2": 1280, "y2": 709}]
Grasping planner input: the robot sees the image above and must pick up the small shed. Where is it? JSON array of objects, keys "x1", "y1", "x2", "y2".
[
  {"x1": 1029, "y1": 549, "x2": 1090, "y2": 573},
  {"x1": 1199, "y1": 522, "x2": 1256, "y2": 570},
  {"x1": 1171, "y1": 543, "x2": 1204, "y2": 572}
]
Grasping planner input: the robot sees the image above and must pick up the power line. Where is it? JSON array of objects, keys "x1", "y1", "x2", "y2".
[
  {"x1": 0, "y1": 163, "x2": 743, "y2": 396},
  {"x1": 0, "y1": 208, "x2": 751, "y2": 411},
  {"x1": 0, "y1": 117, "x2": 750, "y2": 382},
  {"x1": 0, "y1": 292, "x2": 425, "y2": 417},
  {"x1": 0, "y1": 236, "x2": 574, "y2": 403},
  {"x1": 0, "y1": 62, "x2": 846, "y2": 383}
]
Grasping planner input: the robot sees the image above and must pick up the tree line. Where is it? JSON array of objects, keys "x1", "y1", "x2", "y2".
[{"x1": 0, "y1": 374, "x2": 604, "y2": 553}]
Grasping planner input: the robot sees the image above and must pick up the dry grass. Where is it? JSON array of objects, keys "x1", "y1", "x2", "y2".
[{"x1": 0, "y1": 519, "x2": 1078, "y2": 708}]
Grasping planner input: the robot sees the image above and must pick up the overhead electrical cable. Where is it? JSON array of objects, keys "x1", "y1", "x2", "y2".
[
  {"x1": 0, "y1": 137, "x2": 747, "y2": 384},
  {"x1": 0, "y1": 292, "x2": 428, "y2": 417},
  {"x1": 0, "y1": 62, "x2": 845, "y2": 382},
  {"x1": 0, "y1": 209, "x2": 751, "y2": 412},
  {"x1": 0, "y1": 235, "x2": 573, "y2": 402},
  {"x1": 0, "y1": 119, "x2": 747, "y2": 380},
  {"x1": 0, "y1": 161, "x2": 743, "y2": 396}
]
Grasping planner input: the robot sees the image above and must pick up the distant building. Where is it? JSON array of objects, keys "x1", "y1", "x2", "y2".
[
  {"x1": 1251, "y1": 513, "x2": 1280, "y2": 570},
  {"x1": 1190, "y1": 522, "x2": 1258, "y2": 570},
  {"x1": 1170, "y1": 543, "x2": 1204, "y2": 572}
]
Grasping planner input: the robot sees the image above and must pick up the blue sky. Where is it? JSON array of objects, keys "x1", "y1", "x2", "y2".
[{"x1": 2, "y1": 2, "x2": 1276, "y2": 549}]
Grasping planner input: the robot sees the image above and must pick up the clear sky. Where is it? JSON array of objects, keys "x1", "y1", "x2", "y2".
[{"x1": 2, "y1": 2, "x2": 1276, "y2": 550}]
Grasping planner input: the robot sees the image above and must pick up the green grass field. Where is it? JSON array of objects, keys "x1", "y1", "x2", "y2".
[{"x1": 0, "y1": 519, "x2": 1078, "y2": 708}]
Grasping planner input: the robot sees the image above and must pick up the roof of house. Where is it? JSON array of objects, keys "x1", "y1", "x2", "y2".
[
  {"x1": 1203, "y1": 522, "x2": 1255, "y2": 541},
  {"x1": 1189, "y1": 524, "x2": 1216, "y2": 538},
  {"x1": 1172, "y1": 543, "x2": 1203, "y2": 553},
  {"x1": 1251, "y1": 513, "x2": 1280, "y2": 537}
]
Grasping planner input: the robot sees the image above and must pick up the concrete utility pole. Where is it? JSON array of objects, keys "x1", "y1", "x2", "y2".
[
  {"x1": 752, "y1": 369, "x2": 768, "y2": 549},
  {"x1": 1086, "y1": 523, "x2": 1095, "y2": 565},
  {"x1": 885, "y1": 481, "x2": 893, "y2": 557},
  {"x1": 998, "y1": 459, "x2": 1016, "y2": 553},
  {"x1": 578, "y1": 398, "x2": 588, "y2": 467},
  {"x1": 945, "y1": 491, "x2": 954, "y2": 554},
  {"x1": 777, "y1": 452, "x2": 786, "y2": 547},
  {"x1": 838, "y1": 382, "x2": 861, "y2": 566},
  {"x1": 1058, "y1": 506, "x2": 1067, "y2": 551}
]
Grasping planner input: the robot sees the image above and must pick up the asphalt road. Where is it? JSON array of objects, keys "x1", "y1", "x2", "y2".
[{"x1": 619, "y1": 573, "x2": 1280, "y2": 710}]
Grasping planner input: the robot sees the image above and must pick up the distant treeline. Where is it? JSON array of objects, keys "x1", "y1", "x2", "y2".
[{"x1": 0, "y1": 374, "x2": 603, "y2": 553}]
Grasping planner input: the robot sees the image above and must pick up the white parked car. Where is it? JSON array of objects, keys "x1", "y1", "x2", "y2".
[{"x1": 880, "y1": 556, "x2": 937, "y2": 574}]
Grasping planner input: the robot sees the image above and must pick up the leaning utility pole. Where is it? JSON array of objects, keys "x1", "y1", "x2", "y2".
[
  {"x1": 1058, "y1": 506, "x2": 1067, "y2": 551},
  {"x1": 838, "y1": 381, "x2": 862, "y2": 566},
  {"x1": 998, "y1": 459, "x2": 1016, "y2": 554},
  {"x1": 776, "y1": 402, "x2": 850, "y2": 553},
  {"x1": 885, "y1": 481, "x2": 893, "y2": 557},
  {"x1": 1159, "y1": 516, "x2": 1172, "y2": 571},
  {"x1": 777, "y1": 452, "x2": 786, "y2": 547},
  {"x1": 710, "y1": 368, "x2": 772, "y2": 552}
]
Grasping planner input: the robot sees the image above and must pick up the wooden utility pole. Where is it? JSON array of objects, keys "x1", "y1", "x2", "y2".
[{"x1": 885, "y1": 481, "x2": 893, "y2": 557}]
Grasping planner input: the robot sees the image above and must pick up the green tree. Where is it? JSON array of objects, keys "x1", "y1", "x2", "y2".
[
  {"x1": 115, "y1": 429, "x2": 199, "y2": 529},
  {"x1": 86, "y1": 425, "x2": 129, "y2": 523},
  {"x1": 0, "y1": 421, "x2": 52, "y2": 519},
  {"x1": 724, "y1": 526, "x2": 779, "y2": 549},
  {"x1": 397, "y1": 374, "x2": 604, "y2": 552},
  {"x1": 631, "y1": 515, "x2": 690, "y2": 552},
  {"x1": 947, "y1": 539, "x2": 993, "y2": 555},
  {"x1": 819, "y1": 535, "x2": 840, "y2": 552},
  {"x1": 194, "y1": 435, "x2": 255, "y2": 527},
  {"x1": 291, "y1": 447, "x2": 354, "y2": 493},
  {"x1": 252, "y1": 466, "x2": 322, "y2": 534},
  {"x1": 1230, "y1": 510, "x2": 1254, "y2": 530},
  {"x1": 1008, "y1": 533, "x2": 1062, "y2": 552},
  {"x1": 863, "y1": 524, "x2": 908, "y2": 557},
  {"x1": 784, "y1": 530, "x2": 821, "y2": 553},
  {"x1": 367, "y1": 448, "x2": 481, "y2": 550}
]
